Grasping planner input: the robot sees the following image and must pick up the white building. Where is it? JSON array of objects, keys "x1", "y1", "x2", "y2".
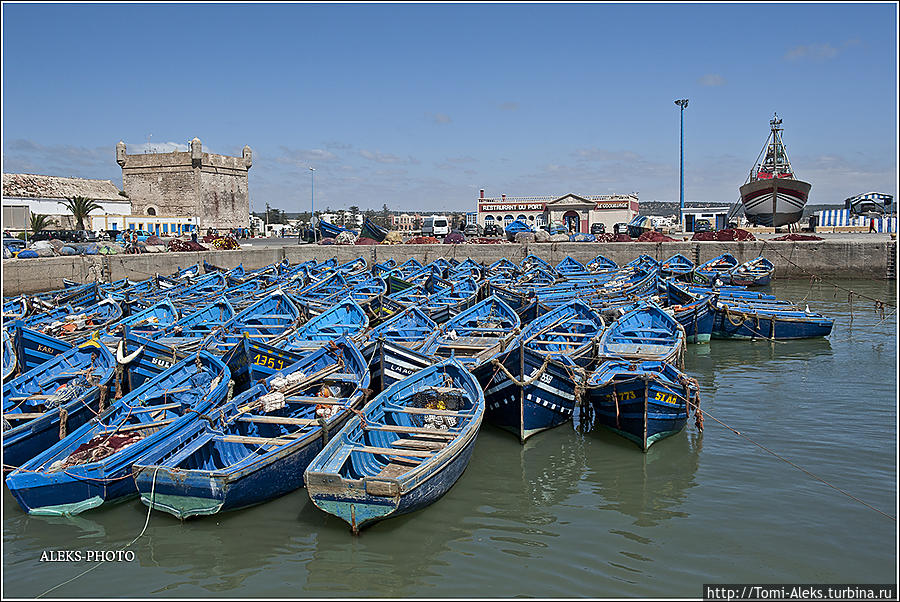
[
  {"x1": 680, "y1": 207, "x2": 731, "y2": 232},
  {"x1": 476, "y1": 190, "x2": 639, "y2": 233}
]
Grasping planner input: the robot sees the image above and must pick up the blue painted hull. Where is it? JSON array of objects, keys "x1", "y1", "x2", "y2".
[
  {"x1": 711, "y1": 307, "x2": 834, "y2": 340},
  {"x1": 587, "y1": 361, "x2": 696, "y2": 451}
]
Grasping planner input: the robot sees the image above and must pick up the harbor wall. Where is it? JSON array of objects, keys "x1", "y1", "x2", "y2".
[{"x1": 2, "y1": 240, "x2": 895, "y2": 296}]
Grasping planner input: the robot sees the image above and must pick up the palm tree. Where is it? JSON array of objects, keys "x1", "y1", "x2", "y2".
[
  {"x1": 29, "y1": 213, "x2": 54, "y2": 234},
  {"x1": 62, "y1": 196, "x2": 102, "y2": 231}
]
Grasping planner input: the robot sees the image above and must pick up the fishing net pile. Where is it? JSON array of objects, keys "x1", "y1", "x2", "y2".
[
  {"x1": 407, "y1": 387, "x2": 466, "y2": 430},
  {"x1": 467, "y1": 237, "x2": 505, "y2": 244},
  {"x1": 355, "y1": 237, "x2": 379, "y2": 245},
  {"x1": 209, "y1": 236, "x2": 241, "y2": 250},
  {"x1": 318, "y1": 237, "x2": 336, "y2": 245},
  {"x1": 167, "y1": 239, "x2": 208, "y2": 252},
  {"x1": 382, "y1": 231, "x2": 405, "y2": 244},
  {"x1": 444, "y1": 233, "x2": 466, "y2": 244},
  {"x1": 593, "y1": 233, "x2": 633, "y2": 242},
  {"x1": 692, "y1": 228, "x2": 756, "y2": 241},
  {"x1": 771, "y1": 233, "x2": 824, "y2": 241},
  {"x1": 48, "y1": 433, "x2": 145, "y2": 471},
  {"x1": 335, "y1": 231, "x2": 357, "y2": 245},
  {"x1": 637, "y1": 231, "x2": 677, "y2": 242},
  {"x1": 406, "y1": 236, "x2": 440, "y2": 244}
]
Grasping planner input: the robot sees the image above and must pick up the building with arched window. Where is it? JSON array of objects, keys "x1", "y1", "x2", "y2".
[{"x1": 476, "y1": 190, "x2": 638, "y2": 233}]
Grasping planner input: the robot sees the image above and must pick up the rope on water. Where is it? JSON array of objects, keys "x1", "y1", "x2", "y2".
[
  {"x1": 36, "y1": 465, "x2": 162, "y2": 599},
  {"x1": 686, "y1": 399, "x2": 894, "y2": 522}
]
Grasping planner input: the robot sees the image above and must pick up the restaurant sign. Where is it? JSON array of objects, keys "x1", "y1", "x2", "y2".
[
  {"x1": 479, "y1": 203, "x2": 546, "y2": 212},
  {"x1": 595, "y1": 201, "x2": 629, "y2": 210}
]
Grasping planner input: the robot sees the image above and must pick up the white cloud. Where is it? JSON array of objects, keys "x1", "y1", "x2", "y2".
[
  {"x1": 698, "y1": 73, "x2": 726, "y2": 87},
  {"x1": 275, "y1": 147, "x2": 338, "y2": 165},
  {"x1": 432, "y1": 113, "x2": 452, "y2": 124},
  {"x1": 784, "y1": 43, "x2": 839, "y2": 61},
  {"x1": 126, "y1": 141, "x2": 190, "y2": 154},
  {"x1": 360, "y1": 149, "x2": 418, "y2": 164},
  {"x1": 499, "y1": 101, "x2": 519, "y2": 111}
]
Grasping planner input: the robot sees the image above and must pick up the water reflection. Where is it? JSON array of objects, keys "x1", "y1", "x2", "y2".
[{"x1": 580, "y1": 424, "x2": 702, "y2": 528}]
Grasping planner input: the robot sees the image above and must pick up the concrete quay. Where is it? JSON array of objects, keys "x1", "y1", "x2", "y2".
[{"x1": 2, "y1": 240, "x2": 895, "y2": 296}]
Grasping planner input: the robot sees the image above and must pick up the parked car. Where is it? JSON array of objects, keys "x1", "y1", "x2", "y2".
[
  {"x1": 482, "y1": 223, "x2": 502, "y2": 237},
  {"x1": 590, "y1": 223, "x2": 606, "y2": 235},
  {"x1": 694, "y1": 219, "x2": 712, "y2": 233},
  {"x1": 613, "y1": 222, "x2": 629, "y2": 235},
  {"x1": 464, "y1": 223, "x2": 481, "y2": 237},
  {"x1": 116, "y1": 230, "x2": 153, "y2": 243},
  {"x1": 75, "y1": 230, "x2": 99, "y2": 242},
  {"x1": 3, "y1": 238, "x2": 26, "y2": 253}
]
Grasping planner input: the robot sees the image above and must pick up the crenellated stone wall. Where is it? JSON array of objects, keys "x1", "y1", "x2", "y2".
[{"x1": 117, "y1": 138, "x2": 251, "y2": 230}]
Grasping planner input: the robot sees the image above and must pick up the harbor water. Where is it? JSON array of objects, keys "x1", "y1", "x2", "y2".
[{"x1": 3, "y1": 279, "x2": 896, "y2": 597}]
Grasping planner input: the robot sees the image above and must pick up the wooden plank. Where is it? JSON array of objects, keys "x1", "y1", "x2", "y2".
[
  {"x1": 386, "y1": 406, "x2": 470, "y2": 417},
  {"x1": 4, "y1": 412, "x2": 47, "y2": 420},
  {"x1": 128, "y1": 403, "x2": 182, "y2": 414},
  {"x1": 221, "y1": 434, "x2": 294, "y2": 446},
  {"x1": 237, "y1": 415, "x2": 318, "y2": 426},
  {"x1": 362, "y1": 424, "x2": 456, "y2": 438},
  {"x1": 347, "y1": 445, "x2": 434, "y2": 458},
  {"x1": 391, "y1": 438, "x2": 447, "y2": 451},
  {"x1": 284, "y1": 396, "x2": 346, "y2": 405},
  {"x1": 106, "y1": 419, "x2": 175, "y2": 433}
]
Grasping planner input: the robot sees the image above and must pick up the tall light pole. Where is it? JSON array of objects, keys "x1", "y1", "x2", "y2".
[
  {"x1": 674, "y1": 98, "x2": 689, "y2": 231},
  {"x1": 309, "y1": 167, "x2": 316, "y2": 243}
]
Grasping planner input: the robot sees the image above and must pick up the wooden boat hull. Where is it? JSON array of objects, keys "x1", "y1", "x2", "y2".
[
  {"x1": 740, "y1": 177, "x2": 811, "y2": 227},
  {"x1": 12, "y1": 325, "x2": 73, "y2": 373},
  {"x1": 475, "y1": 350, "x2": 579, "y2": 441},
  {"x1": 306, "y1": 429, "x2": 479, "y2": 531},
  {"x1": 363, "y1": 339, "x2": 435, "y2": 392},
  {"x1": 668, "y1": 297, "x2": 714, "y2": 344},
  {"x1": 5, "y1": 353, "x2": 230, "y2": 515},
  {"x1": 587, "y1": 361, "x2": 696, "y2": 451},
  {"x1": 712, "y1": 306, "x2": 834, "y2": 340}
]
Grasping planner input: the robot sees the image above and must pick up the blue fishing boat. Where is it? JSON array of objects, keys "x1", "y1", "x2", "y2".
[
  {"x1": 711, "y1": 301, "x2": 834, "y2": 340},
  {"x1": 587, "y1": 254, "x2": 618, "y2": 272},
  {"x1": 598, "y1": 304, "x2": 685, "y2": 364},
  {"x1": 2, "y1": 330, "x2": 17, "y2": 381},
  {"x1": 305, "y1": 357, "x2": 484, "y2": 532},
  {"x1": 2, "y1": 337, "x2": 116, "y2": 470},
  {"x1": 727, "y1": 256, "x2": 775, "y2": 287},
  {"x1": 487, "y1": 258, "x2": 520, "y2": 278},
  {"x1": 156, "y1": 298, "x2": 235, "y2": 351},
  {"x1": 665, "y1": 294, "x2": 715, "y2": 344},
  {"x1": 660, "y1": 254, "x2": 695, "y2": 279},
  {"x1": 364, "y1": 339, "x2": 436, "y2": 393},
  {"x1": 3, "y1": 297, "x2": 30, "y2": 321},
  {"x1": 555, "y1": 256, "x2": 588, "y2": 277},
  {"x1": 222, "y1": 335, "x2": 306, "y2": 394},
  {"x1": 587, "y1": 359, "x2": 700, "y2": 451},
  {"x1": 5, "y1": 352, "x2": 231, "y2": 516},
  {"x1": 475, "y1": 300, "x2": 605, "y2": 442},
  {"x1": 362, "y1": 305, "x2": 436, "y2": 351},
  {"x1": 360, "y1": 216, "x2": 388, "y2": 243},
  {"x1": 203, "y1": 289, "x2": 302, "y2": 354},
  {"x1": 420, "y1": 296, "x2": 520, "y2": 365},
  {"x1": 115, "y1": 329, "x2": 188, "y2": 395},
  {"x1": 280, "y1": 298, "x2": 369, "y2": 350},
  {"x1": 12, "y1": 324, "x2": 73, "y2": 374},
  {"x1": 108, "y1": 298, "x2": 179, "y2": 338},
  {"x1": 131, "y1": 339, "x2": 370, "y2": 519},
  {"x1": 505, "y1": 219, "x2": 534, "y2": 241},
  {"x1": 32, "y1": 298, "x2": 123, "y2": 343},
  {"x1": 694, "y1": 253, "x2": 738, "y2": 285}
]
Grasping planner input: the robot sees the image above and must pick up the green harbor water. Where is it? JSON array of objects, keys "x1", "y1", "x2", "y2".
[{"x1": 3, "y1": 279, "x2": 896, "y2": 598}]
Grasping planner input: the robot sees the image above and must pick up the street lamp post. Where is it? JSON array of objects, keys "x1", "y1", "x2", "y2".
[
  {"x1": 310, "y1": 167, "x2": 316, "y2": 243},
  {"x1": 674, "y1": 98, "x2": 689, "y2": 231}
]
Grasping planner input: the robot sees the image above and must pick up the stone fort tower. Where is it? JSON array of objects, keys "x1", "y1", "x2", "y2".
[{"x1": 117, "y1": 138, "x2": 252, "y2": 230}]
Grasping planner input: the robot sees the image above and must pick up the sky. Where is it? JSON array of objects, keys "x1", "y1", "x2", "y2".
[{"x1": 2, "y1": 2, "x2": 897, "y2": 213}]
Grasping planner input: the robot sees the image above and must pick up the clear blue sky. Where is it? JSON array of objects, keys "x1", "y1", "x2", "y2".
[{"x1": 2, "y1": 2, "x2": 897, "y2": 213}]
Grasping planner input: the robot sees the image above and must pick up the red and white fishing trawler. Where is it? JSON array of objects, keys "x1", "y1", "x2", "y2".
[{"x1": 739, "y1": 114, "x2": 811, "y2": 227}]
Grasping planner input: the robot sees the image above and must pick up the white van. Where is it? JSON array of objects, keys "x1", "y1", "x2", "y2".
[{"x1": 422, "y1": 215, "x2": 450, "y2": 239}]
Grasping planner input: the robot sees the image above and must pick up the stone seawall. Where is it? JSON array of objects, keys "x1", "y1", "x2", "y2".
[{"x1": 2, "y1": 240, "x2": 895, "y2": 296}]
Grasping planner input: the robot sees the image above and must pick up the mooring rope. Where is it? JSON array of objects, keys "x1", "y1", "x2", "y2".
[
  {"x1": 36, "y1": 465, "x2": 162, "y2": 599},
  {"x1": 686, "y1": 398, "x2": 895, "y2": 522}
]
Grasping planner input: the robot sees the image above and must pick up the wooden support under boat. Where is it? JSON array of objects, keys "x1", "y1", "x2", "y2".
[
  {"x1": 362, "y1": 423, "x2": 457, "y2": 438},
  {"x1": 237, "y1": 414, "x2": 318, "y2": 426},
  {"x1": 386, "y1": 406, "x2": 470, "y2": 417}
]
